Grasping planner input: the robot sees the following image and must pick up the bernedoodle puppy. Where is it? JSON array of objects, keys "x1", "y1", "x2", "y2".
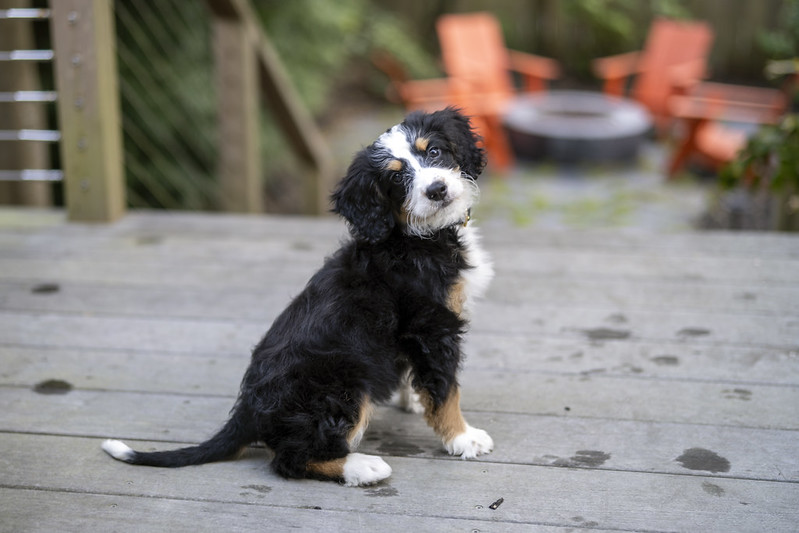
[{"x1": 103, "y1": 107, "x2": 494, "y2": 486}]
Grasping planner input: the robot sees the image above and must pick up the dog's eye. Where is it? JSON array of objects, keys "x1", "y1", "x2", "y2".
[
  {"x1": 428, "y1": 147, "x2": 441, "y2": 158},
  {"x1": 391, "y1": 172, "x2": 404, "y2": 184}
]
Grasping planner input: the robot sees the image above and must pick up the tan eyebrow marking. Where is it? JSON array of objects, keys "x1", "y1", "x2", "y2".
[
  {"x1": 385, "y1": 159, "x2": 403, "y2": 172},
  {"x1": 414, "y1": 137, "x2": 430, "y2": 152}
]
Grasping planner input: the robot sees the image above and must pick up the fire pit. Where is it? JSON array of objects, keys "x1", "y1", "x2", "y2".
[{"x1": 503, "y1": 91, "x2": 652, "y2": 163}]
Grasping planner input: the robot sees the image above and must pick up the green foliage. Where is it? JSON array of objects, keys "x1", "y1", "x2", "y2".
[
  {"x1": 758, "y1": 0, "x2": 799, "y2": 59},
  {"x1": 650, "y1": 0, "x2": 692, "y2": 20},
  {"x1": 564, "y1": 0, "x2": 691, "y2": 46},
  {"x1": 255, "y1": 0, "x2": 436, "y2": 114},
  {"x1": 566, "y1": 0, "x2": 636, "y2": 43},
  {"x1": 563, "y1": 0, "x2": 638, "y2": 54},
  {"x1": 558, "y1": 0, "x2": 691, "y2": 75},
  {"x1": 721, "y1": 114, "x2": 799, "y2": 191}
]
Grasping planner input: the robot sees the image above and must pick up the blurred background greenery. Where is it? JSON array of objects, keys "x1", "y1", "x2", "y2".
[{"x1": 26, "y1": 0, "x2": 799, "y2": 213}]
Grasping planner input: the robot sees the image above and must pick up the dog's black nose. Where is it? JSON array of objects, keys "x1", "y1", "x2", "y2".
[{"x1": 425, "y1": 181, "x2": 448, "y2": 202}]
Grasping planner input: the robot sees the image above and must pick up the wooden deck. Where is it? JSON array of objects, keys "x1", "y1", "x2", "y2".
[{"x1": 1, "y1": 208, "x2": 798, "y2": 532}]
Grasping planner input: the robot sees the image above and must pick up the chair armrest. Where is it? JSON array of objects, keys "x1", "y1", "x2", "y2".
[
  {"x1": 507, "y1": 50, "x2": 560, "y2": 91},
  {"x1": 690, "y1": 82, "x2": 786, "y2": 112},
  {"x1": 592, "y1": 51, "x2": 642, "y2": 96},
  {"x1": 669, "y1": 87, "x2": 785, "y2": 124}
]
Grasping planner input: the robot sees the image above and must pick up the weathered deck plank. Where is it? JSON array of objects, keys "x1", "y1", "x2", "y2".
[
  {"x1": 2, "y1": 303, "x2": 797, "y2": 353},
  {"x1": 3, "y1": 243, "x2": 799, "y2": 285},
  {"x1": 3, "y1": 277, "x2": 799, "y2": 316},
  {"x1": 3, "y1": 434, "x2": 798, "y2": 533},
  {"x1": 1, "y1": 392, "x2": 797, "y2": 482},
  {"x1": 1, "y1": 208, "x2": 798, "y2": 532},
  {"x1": 0, "y1": 489, "x2": 554, "y2": 533}
]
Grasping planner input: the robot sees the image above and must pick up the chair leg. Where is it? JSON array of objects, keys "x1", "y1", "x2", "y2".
[{"x1": 667, "y1": 117, "x2": 703, "y2": 178}]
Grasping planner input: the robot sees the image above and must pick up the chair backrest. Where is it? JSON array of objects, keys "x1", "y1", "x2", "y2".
[
  {"x1": 436, "y1": 12, "x2": 514, "y2": 98},
  {"x1": 633, "y1": 18, "x2": 714, "y2": 117}
]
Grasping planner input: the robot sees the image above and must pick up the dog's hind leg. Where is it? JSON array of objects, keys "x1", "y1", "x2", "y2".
[
  {"x1": 273, "y1": 397, "x2": 390, "y2": 486},
  {"x1": 305, "y1": 399, "x2": 390, "y2": 486},
  {"x1": 307, "y1": 453, "x2": 392, "y2": 487}
]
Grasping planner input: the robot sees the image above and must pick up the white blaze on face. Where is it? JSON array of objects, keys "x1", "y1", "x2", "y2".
[{"x1": 377, "y1": 125, "x2": 478, "y2": 237}]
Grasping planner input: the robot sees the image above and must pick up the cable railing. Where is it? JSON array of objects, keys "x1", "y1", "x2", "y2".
[
  {"x1": 0, "y1": 7, "x2": 63, "y2": 184},
  {"x1": 0, "y1": 0, "x2": 332, "y2": 221}
]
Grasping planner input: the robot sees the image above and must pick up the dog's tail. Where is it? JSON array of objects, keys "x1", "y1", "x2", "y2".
[{"x1": 101, "y1": 406, "x2": 255, "y2": 467}]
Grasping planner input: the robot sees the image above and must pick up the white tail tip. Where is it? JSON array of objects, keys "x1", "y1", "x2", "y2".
[{"x1": 102, "y1": 439, "x2": 135, "y2": 462}]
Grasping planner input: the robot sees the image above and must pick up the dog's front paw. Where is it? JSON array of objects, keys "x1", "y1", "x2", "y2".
[
  {"x1": 342, "y1": 453, "x2": 392, "y2": 487},
  {"x1": 445, "y1": 425, "x2": 493, "y2": 459}
]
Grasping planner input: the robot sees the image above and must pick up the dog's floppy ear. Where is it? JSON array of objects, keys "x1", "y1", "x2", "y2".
[
  {"x1": 438, "y1": 107, "x2": 487, "y2": 178},
  {"x1": 332, "y1": 148, "x2": 395, "y2": 244}
]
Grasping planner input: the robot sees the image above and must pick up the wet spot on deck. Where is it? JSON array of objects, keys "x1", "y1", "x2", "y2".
[
  {"x1": 33, "y1": 379, "x2": 73, "y2": 395},
  {"x1": 31, "y1": 283, "x2": 60, "y2": 294},
  {"x1": 651, "y1": 355, "x2": 680, "y2": 366},
  {"x1": 677, "y1": 328, "x2": 711, "y2": 337},
  {"x1": 553, "y1": 450, "x2": 611, "y2": 468},
  {"x1": 571, "y1": 516, "x2": 600, "y2": 527},
  {"x1": 581, "y1": 328, "x2": 631, "y2": 340},
  {"x1": 291, "y1": 241, "x2": 313, "y2": 251},
  {"x1": 135, "y1": 235, "x2": 163, "y2": 246},
  {"x1": 702, "y1": 481, "x2": 725, "y2": 497},
  {"x1": 241, "y1": 484, "x2": 272, "y2": 494},
  {"x1": 365, "y1": 486, "x2": 399, "y2": 497},
  {"x1": 675, "y1": 448, "x2": 730, "y2": 473},
  {"x1": 722, "y1": 388, "x2": 752, "y2": 401},
  {"x1": 377, "y1": 440, "x2": 424, "y2": 456},
  {"x1": 605, "y1": 313, "x2": 628, "y2": 324}
]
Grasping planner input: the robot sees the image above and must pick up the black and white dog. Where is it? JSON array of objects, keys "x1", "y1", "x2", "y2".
[{"x1": 103, "y1": 108, "x2": 494, "y2": 486}]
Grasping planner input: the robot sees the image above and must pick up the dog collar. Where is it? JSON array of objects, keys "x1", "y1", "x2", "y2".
[{"x1": 461, "y1": 208, "x2": 472, "y2": 227}]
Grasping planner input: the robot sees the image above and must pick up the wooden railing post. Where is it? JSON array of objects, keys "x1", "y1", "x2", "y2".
[
  {"x1": 207, "y1": 0, "x2": 334, "y2": 215},
  {"x1": 212, "y1": 13, "x2": 262, "y2": 213},
  {"x1": 50, "y1": 0, "x2": 125, "y2": 222}
]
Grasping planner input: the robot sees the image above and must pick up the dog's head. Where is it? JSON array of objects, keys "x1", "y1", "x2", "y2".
[{"x1": 332, "y1": 108, "x2": 486, "y2": 244}]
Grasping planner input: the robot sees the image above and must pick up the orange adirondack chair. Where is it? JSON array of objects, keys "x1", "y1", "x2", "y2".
[
  {"x1": 375, "y1": 12, "x2": 559, "y2": 170},
  {"x1": 593, "y1": 18, "x2": 714, "y2": 133},
  {"x1": 667, "y1": 82, "x2": 786, "y2": 177},
  {"x1": 436, "y1": 12, "x2": 560, "y2": 169}
]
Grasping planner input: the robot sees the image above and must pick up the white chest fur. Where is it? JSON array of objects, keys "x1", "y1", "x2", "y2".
[{"x1": 457, "y1": 225, "x2": 494, "y2": 318}]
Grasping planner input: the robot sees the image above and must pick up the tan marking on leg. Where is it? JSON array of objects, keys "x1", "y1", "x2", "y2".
[
  {"x1": 385, "y1": 159, "x2": 403, "y2": 172},
  {"x1": 447, "y1": 277, "x2": 467, "y2": 317},
  {"x1": 420, "y1": 387, "x2": 467, "y2": 442},
  {"x1": 347, "y1": 397, "x2": 373, "y2": 449},
  {"x1": 415, "y1": 137, "x2": 430, "y2": 152},
  {"x1": 306, "y1": 456, "x2": 347, "y2": 479}
]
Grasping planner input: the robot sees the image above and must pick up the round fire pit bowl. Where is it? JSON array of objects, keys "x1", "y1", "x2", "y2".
[{"x1": 503, "y1": 91, "x2": 653, "y2": 163}]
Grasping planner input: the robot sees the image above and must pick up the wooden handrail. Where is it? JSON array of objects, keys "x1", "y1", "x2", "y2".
[
  {"x1": 4, "y1": 0, "x2": 331, "y2": 219},
  {"x1": 207, "y1": 0, "x2": 334, "y2": 215}
]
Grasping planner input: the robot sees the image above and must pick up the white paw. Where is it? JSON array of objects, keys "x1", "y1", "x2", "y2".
[
  {"x1": 342, "y1": 453, "x2": 392, "y2": 487},
  {"x1": 445, "y1": 425, "x2": 493, "y2": 459}
]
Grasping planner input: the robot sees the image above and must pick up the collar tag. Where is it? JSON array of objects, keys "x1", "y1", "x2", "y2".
[{"x1": 462, "y1": 208, "x2": 472, "y2": 227}]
